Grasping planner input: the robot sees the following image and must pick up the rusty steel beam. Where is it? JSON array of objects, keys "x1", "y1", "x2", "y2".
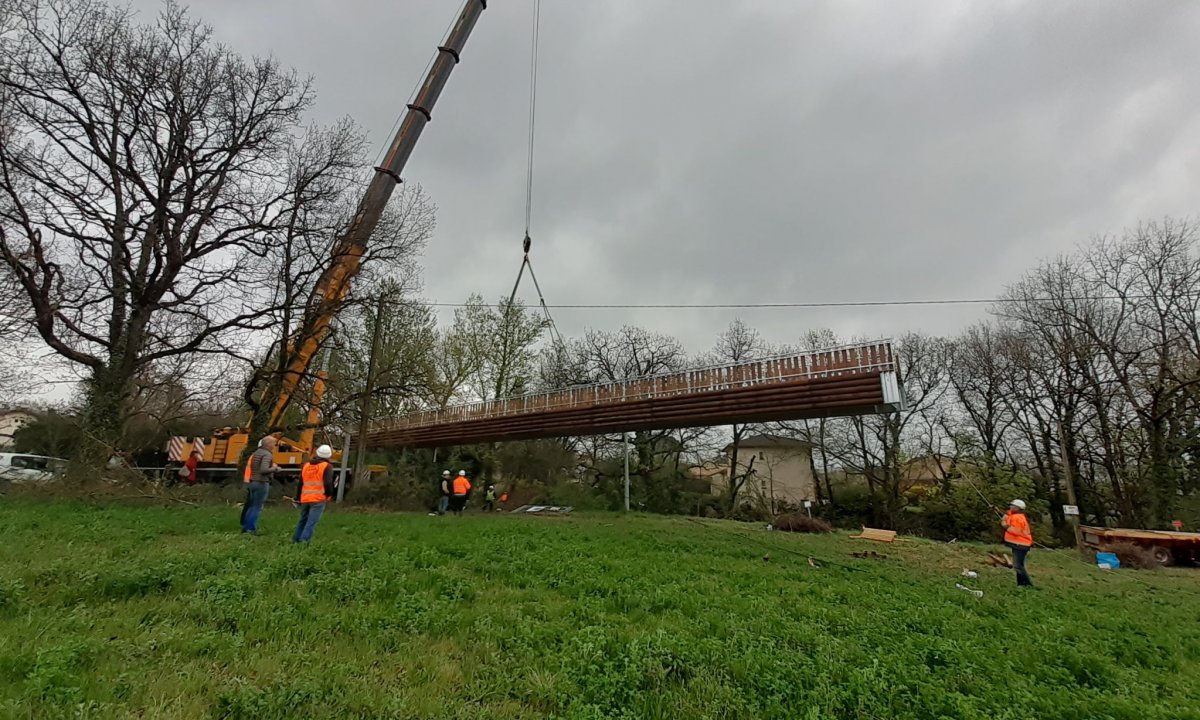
[
  {"x1": 363, "y1": 340, "x2": 903, "y2": 449},
  {"x1": 367, "y1": 372, "x2": 893, "y2": 448}
]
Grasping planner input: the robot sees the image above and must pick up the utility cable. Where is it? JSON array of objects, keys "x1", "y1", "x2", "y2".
[{"x1": 421, "y1": 292, "x2": 1200, "y2": 310}]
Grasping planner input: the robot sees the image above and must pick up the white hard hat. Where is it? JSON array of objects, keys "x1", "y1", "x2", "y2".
[
  {"x1": 458, "y1": 470, "x2": 466, "y2": 476},
  {"x1": 442, "y1": 470, "x2": 450, "y2": 477},
  {"x1": 316, "y1": 444, "x2": 333, "y2": 459},
  {"x1": 1010, "y1": 499, "x2": 1026, "y2": 510}
]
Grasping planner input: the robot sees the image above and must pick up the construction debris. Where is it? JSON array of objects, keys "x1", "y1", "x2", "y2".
[
  {"x1": 851, "y1": 551, "x2": 889, "y2": 560},
  {"x1": 955, "y1": 583, "x2": 984, "y2": 598},
  {"x1": 510, "y1": 505, "x2": 573, "y2": 515},
  {"x1": 808, "y1": 557, "x2": 821, "y2": 568},
  {"x1": 986, "y1": 552, "x2": 1013, "y2": 568},
  {"x1": 960, "y1": 569, "x2": 978, "y2": 579}
]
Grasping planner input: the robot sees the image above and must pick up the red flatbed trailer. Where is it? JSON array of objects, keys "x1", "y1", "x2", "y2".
[{"x1": 1080, "y1": 526, "x2": 1200, "y2": 566}]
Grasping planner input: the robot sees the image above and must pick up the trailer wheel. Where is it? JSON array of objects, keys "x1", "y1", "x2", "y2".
[{"x1": 1151, "y1": 545, "x2": 1174, "y2": 566}]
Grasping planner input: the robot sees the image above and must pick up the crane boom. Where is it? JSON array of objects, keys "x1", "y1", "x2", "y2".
[{"x1": 261, "y1": 0, "x2": 487, "y2": 431}]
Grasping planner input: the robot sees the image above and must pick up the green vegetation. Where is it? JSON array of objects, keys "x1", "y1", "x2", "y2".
[{"x1": 1, "y1": 501, "x2": 1198, "y2": 719}]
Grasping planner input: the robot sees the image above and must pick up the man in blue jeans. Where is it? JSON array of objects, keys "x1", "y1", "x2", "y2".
[
  {"x1": 293, "y1": 444, "x2": 335, "y2": 543},
  {"x1": 437, "y1": 470, "x2": 451, "y2": 515},
  {"x1": 241, "y1": 436, "x2": 280, "y2": 535}
]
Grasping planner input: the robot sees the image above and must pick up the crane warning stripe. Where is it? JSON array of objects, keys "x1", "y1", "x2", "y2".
[{"x1": 167, "y1": 436, "x2": 185, "y2": 462}]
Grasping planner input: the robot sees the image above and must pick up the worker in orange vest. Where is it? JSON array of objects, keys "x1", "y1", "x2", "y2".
[
  {"x1": 292, "y1": 444, "x2": 335, "y2": 543},
  {"x1": 1001, "y1": 499, "x2": 1034, "y2": 587},
  {"x1": 450, "y1": 470, "x2": 472, "y2": 516}
]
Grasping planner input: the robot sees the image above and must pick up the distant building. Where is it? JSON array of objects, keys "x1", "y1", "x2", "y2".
[
  {"x1": 0, "y1": 408, "x2": 36, "y2": 449},
  {"x1": 900, "y1": 453, "x2": 956, "y2": 488},
  {"x1": 694, "y1": 434, "x2": 817, "y2": 512}
]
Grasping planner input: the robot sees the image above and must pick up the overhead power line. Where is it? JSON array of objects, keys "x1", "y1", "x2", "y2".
[{"x1": 419, "y1": 293, "x2": 1196, "y2": 310}]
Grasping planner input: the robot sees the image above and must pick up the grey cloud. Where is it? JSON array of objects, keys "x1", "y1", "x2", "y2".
[{"x1": 129, "y1": 0, "x2": 1200, "y2": 355}]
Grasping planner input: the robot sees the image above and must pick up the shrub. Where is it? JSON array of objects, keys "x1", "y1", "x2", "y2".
[{"x1": 772, "y1": 513, "x2": 833, "y2": 533}]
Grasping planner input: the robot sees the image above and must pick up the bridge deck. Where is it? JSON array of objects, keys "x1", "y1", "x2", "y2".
[{"x1": 367, "y1": 341, "x2": 902, "y2": 448}]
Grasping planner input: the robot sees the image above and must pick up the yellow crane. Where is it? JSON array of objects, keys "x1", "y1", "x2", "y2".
[{"x1": 170, "y1": 1, "x2": 487, "y2": 482}]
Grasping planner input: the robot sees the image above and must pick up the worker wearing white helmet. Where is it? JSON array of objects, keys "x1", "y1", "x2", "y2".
[
  {"x1": 450, "y1": 469, "x2": 472, "y2": 515},
  {"x1": 1001, "y1": 499, "x2": 1034, "y2": 587},
  {"x1": 293, "y1": 444, "x2": 336, "y2": 544},
  {"x1": 437, "y1": 470, "x2": 452, "y2": 515}
]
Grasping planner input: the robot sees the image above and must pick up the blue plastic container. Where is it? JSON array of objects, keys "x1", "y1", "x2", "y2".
[{"x1": 1096, "y1": 552, "x2": 1120, "y2": 569}]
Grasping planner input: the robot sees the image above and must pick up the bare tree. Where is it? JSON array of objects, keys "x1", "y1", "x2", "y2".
[
  {"x1": 244, "y1": 172, "x2": 435, "y2": 436},
  {"x1": 427, "y1": 323, "x2": 483, "y2": 410},
  {"x1": 324, "y1": 277, "x2": 437, "y2": 424},
  {"x1": 0, "y1": 1, "x2": 344, "y2": 464},
  {"x1": 815, "y1": 332, "x2": 951, "y2": 525},
  {"x1": 463, "y1": 295, "x2": 548, "y2": 403},
  {"x1": 701, "y1": 319, "x2": 768, "y2": 511},
  {"x1": 996, "y1": 220, "x2": 1200, "y2": 526},
  {"x1": 946, "y1": 323, "x2": 1021, "y2": 462},
  {"x1": 558, "y1": 326, "x2": 695, "y2": 505}
]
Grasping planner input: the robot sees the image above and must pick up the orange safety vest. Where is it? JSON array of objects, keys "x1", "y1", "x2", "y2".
[
  {"x1": 453, "y1": 476, "x2": 471, "y2": 496},
  {"x1": 300, "y1": 461, "x2": 330, "y2": 504},
  {"x1": 1003, "y1": 510, "x2": 1033, "y2": 546},
  {"x1": 243, "y1": 457, "x2": 253, "y2": 483}
]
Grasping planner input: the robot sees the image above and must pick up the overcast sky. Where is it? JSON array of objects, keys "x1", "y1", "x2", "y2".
[{"x1": 125, "y1": 0, "x2": 1200, "y2": 355}]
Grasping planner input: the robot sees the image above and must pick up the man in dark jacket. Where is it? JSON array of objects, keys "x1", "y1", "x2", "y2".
[
  {"x1": 438, "y1": 470, "x2": 451, "y2": 515},
  {"x1": 240, "y1": 436, "x2": 280, "y2": 535}
]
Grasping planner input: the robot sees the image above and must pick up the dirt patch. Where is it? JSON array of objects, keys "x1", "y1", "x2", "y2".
[{"x1": 772, "y1": 513, "x2": 833, "y2": 533}]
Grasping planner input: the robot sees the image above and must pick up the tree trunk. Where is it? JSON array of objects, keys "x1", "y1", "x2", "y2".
[
  {"x1": 1147, "y1": 416, "x2": 1175, "y2": 527},
  {"x1": 75, "y1": 363, "x2": 133, "y2": 479},
  {"x1": 725, "y1": 424, "x2": 744, "y2": 513}
]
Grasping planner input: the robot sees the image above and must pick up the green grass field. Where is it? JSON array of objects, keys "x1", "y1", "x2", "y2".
[{"x1": 0, "y1": 500, "x2": 1197, "y2": 719}]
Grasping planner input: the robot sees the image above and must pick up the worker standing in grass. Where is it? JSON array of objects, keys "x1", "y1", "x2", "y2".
[
  {"x1": 483, "y1": 483, "x2": 496, "y2": 512},
  {"x1": 184, "y1": 449, "x2": 201, "y2": 485},
  {"x1": 1001, "y1": 499, "x2": 1034, "y2": 587},
  {"x1": 293, "y1": 445, "x2": 335, "y2": 544},
  {"x1": 450, "y1": 470, "x2": 472, "y2": 515},
  {"x1": 240, "y1": 436, "x2": 280, "y2": 535},
  {"x1": 438, "y1": 470, "x2": 451, "y2": 515}
]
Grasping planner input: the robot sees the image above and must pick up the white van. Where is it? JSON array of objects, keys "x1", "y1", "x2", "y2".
[{"x1": 0, "y1": 453, "x2": 67, "y2": 483}]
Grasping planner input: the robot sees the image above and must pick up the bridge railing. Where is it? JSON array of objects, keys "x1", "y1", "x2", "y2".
[{"x1": 372, "y1": 340, "x2": 894, "y2": 432}]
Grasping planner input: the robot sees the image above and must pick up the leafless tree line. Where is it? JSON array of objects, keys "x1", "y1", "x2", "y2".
[
  {"x1": 786, "y1": 220, "x2": 1200, "y2": 530},
  {"x1": 0, "y1": 1, "x2": 432, "y2": 462}
]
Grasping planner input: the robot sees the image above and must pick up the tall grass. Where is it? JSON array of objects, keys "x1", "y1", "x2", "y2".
[{"x1": 0, "y1": 500, "x2": 1197, "y2": 719}]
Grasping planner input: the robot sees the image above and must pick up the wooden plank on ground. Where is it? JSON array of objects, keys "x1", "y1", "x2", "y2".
[
  {"x1": 986, "y1": 552, "x2": 1013, "y2": 568},
  {"x1": 851, "y1": 527, "x2": 897, "y2": 543}
]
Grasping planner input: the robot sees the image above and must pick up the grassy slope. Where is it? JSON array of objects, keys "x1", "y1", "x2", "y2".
[{"x1": 0, "y1": 501, "x2": 1197, "y2": 720}]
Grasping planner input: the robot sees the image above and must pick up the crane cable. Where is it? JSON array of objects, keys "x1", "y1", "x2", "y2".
[{"x1": 505, "y1": 0, "x2": 565, "y2": 348}]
